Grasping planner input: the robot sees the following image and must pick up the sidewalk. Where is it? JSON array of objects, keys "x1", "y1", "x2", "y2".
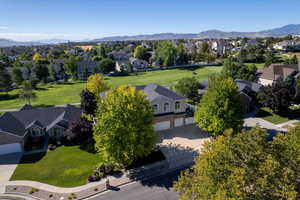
[{"x1": 276, "y1": 117, "x2": 300, "y2": 128}]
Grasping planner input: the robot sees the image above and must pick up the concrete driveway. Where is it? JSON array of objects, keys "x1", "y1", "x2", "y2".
[
  {"x1": 0, "y1": 153, "x2": 22, "y2": 193},
  {"x1": 157, "y1": 124, "x2": 211, "y2": 168}
]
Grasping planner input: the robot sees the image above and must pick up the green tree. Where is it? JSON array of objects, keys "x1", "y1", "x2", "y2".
[
  {"x1": 194, "y1": 75, "x2": 243, "y2": 136},
  {"x1": 176, "y1": 44, "x2": 189, "y2": 65},
  {"x1": 97, "y1": 44, "x2": 107, "y2": 58},
  {"x1": 258, "y1": 81, "x2": 293, "y2": 113},
  {"x1": 19, "y1": 80, "x2": 37, "y2": 105},
  {"x1": 0, "y1": 64, "x2": 12, "y2": 93},
  {"x1": 199, "y1": 41, "x2": 210, "y2": 54},
  {"x1": 93, "y1": 86, "x2": 157, "y2": 165},
  {"x1": 174, "y1": 77, "x2": 203, "y2": 104},
  {"x1": 222, "y1": 58, "x2": 257, "y2": 81},
  {"x1": 12, "y1": 67, "x2": 24, "y2": 86},
  {"x1": 48, "y1": 63, "x2": 58, "y2": 81},
  {"x1": 65, "y1": 55, "x2": 79, "y2": 80},
  {"x1": 33, "y1": 62, "x2": 49, "y2": 83},
  {"x1": 99, "y1": 58, "x2": 115, "y2": 74},
  {"x1": 174, "y1": 127, "x2": 300, "y2": 200},
  {"x1": 155, "y1": 41, "x2": 177, "y2": 66},
  {"x1": 264, "y1": 51, "x2": 276, "y2": 67},
  {"x1": 133, "y1": 45, "x2": 151, "y2": 61}
]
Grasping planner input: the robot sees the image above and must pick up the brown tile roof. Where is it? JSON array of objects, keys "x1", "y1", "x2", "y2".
[{"x1": 260, "y1": 64, "x2": 300, "y2": 81}]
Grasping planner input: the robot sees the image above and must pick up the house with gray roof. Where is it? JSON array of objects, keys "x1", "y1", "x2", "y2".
[
  {"x1": 100, "y1": 84, "x2": 193, "y2": 131},
  {"x1": 200, "y1": 79, "x2": 262, "y2": 113},
  {"x1": 0, "y1": 104, "x2": 81, "y2": 155}
]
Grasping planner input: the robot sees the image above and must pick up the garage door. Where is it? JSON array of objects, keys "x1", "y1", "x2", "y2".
[
  {"x1": 0, "y1": 143, "x2": 22, "y2": 155},
  {"x1": 154, "y1": 121, "x2": 171, "y2": 131},
  {"x1": 174, "y1": 118, "x2": 184, "y2": 127}
]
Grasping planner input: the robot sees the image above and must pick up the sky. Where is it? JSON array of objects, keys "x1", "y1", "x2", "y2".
[{"x1": 0, "y1": 0, "x2": 300, "y2": 41}]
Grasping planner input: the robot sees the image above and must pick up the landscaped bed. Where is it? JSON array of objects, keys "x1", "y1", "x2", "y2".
[
  {"x1": 256, "y1": 107, "x2": 300, "y2": 124},
  {"x1": 10, "y1": 146, "x2": 104, "y2": 187}
]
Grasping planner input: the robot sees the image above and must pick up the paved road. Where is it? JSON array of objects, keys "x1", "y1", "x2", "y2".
[{"x1": 88, "y1": 169, "x2": 182, "y2": 200}]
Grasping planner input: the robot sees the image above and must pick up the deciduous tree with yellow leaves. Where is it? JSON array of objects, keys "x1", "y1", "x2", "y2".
[{"x1": 86, "y1": 74, "x2": 110, "y2": 95}]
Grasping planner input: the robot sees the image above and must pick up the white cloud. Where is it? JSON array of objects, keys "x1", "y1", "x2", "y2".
[
  {"x1": 0, "y1": 32, "x2": 101, "y2": 41},
  {"x1": 0, "y1": 26, "x2": 8, "y2": 30}
]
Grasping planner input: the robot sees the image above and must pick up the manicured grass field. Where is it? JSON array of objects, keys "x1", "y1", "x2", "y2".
[
  {"x1": 0, "y1": 66, "x2": 222, "y2": 109},
  {"x1": 256, "y1": 107, "x2": 300, "y2": 124},
  {"x1": 10, "y1": 146, "x2": 104, "y2": 187}
]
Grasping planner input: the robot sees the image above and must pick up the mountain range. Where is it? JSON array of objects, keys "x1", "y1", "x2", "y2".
[
  {"x1": 93, "y1": 24, "x2": 300, "y2": 42},
  {"x1": 1, "y1": 24, "x2": 300, "y2": 47}
]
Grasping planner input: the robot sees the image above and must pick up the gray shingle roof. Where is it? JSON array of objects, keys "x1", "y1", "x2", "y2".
[
  {"x1": 135, "y1": 84, "x2": 186, "y2": 101},
  {"x1": 235, "y1": 79, "x2": 262, "y2": 93},
  {"x1": 0, "y1": 105, "x2": 81, "y2": 137},
  {"x1": 100, "y1": 84, "x2": 186, "y2": 102}
]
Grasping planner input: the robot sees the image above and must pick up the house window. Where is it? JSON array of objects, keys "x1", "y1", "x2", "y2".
[
  {"x1": 175, "y1": 102, "x2": 180, "y2": 110},
  {"x1": 153, "y1": 104, "x2": 158, "y2": 112},
  {"x1": 164, "y1": 103, "x2": 170, "y2": 112}
]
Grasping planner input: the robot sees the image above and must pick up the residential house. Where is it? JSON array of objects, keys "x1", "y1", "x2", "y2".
[
  {"x1": 211, "y1": 40, "x2": 233, "y2": 55},
  {"x1": 130, "y1": 57, "x2": 149, "y2": 71},
  {"x1": 109, "y1": 51, "x2": 131, "y2": 61},
  {"x1": 77, "y1": 60, "x2": 99, "y2": 79},
  {"x1": 115, "y1": 60, "x2": 130, "y2": 72},
  {"x1": 0, "y1": 104, "x2": 81, "y2": 155},
  {"x1": 200, "y1": 79, "x2": 262, "y2": 113},
  {"x1": 258, "y1": 64, "x2": 300, "y2": 86},
  {"x1": 235, "y1": 79, "x2": 263, "y2": 113},
  {"x1": 100, "y1": 84, "x2": 193, "y2": 131},
  {"x1": 273, "y1": 40, "x2": 295, "y2": 51}
]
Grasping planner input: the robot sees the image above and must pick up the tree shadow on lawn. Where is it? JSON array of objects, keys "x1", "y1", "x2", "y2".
[
  {"x1": 35, "y1": 87, "x2": 48, "y2": 91},
  {"x1": 256, "y1": 108, "x2": 300, "y2": 120},
  {"x1": 178, "y1": 65, "x2": 204, "y2": 71},
  {"x1": 18, "y1": 152, "x2": 47, "y2": 164},
  {"x1": 0, "y1": 94, "x2": 19, "y2": 101},
  {"x1": 33, "y1": 104, "x2": 55, "y2": 108}
]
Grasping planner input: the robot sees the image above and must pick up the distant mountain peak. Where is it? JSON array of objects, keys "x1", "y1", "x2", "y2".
[{"x1": 1, "y1": 24, "x2": 300, "y2": 47}]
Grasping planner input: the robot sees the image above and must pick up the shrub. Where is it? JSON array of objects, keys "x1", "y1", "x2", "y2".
[
  {"x1": 68, "y1": 193, "x2": 77, "y2": 200},
  {"x1": 48, "y1": 144, "x2": 57, "y2": 151},
  {"x1": 88, "y1": 162, "x2": 122, "y2": 182},
  {"x1": 29, "y1": 187, "x2": 39, "y2": 194}
]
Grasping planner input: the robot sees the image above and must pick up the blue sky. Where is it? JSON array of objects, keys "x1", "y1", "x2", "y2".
[{"x1": 0, "y1": 0, "x2": 300, "y2": 41}]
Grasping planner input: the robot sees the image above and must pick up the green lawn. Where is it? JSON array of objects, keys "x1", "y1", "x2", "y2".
[
  {"x1": 0, "y1": 66, "x2": 222, "y2": 109},
  {"x1": 256, "y1": 107, "x2": 300, "y2": 124},
  {"x1": 10, "y1": 146, "x2": 104, "y2": 187}
]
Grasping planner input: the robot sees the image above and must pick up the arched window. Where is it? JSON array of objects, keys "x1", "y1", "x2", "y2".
[
  {"x1": 164, "y1": 102, "x2": 170, "y2": 112},
  {"x1": 175, "y1": 102, "x2": 180, "y2": 110}
]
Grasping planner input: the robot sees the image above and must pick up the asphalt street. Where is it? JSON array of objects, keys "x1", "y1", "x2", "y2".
[{"x1": 88, "y1": 169, "x2": 183, "y2": 200}]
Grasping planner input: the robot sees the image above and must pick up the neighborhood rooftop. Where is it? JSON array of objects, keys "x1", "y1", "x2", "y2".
[
  {"x1": 259, "y1": 64, "x2": 300, "y2": 81},
  {"x1": 135, "y1": 83, "x2": 186, "y2": 101},
  {"x1": 0, "y1": 104, "x2": 81, "y2": 138}
]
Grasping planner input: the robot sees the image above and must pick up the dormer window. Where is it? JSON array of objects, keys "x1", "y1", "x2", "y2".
[
  {"x1": 175, "y1": 102, "x2": 180, "y2": 110},
  {"x1": 164, "y1": 103, "x2": 170, "y2": 112}
]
